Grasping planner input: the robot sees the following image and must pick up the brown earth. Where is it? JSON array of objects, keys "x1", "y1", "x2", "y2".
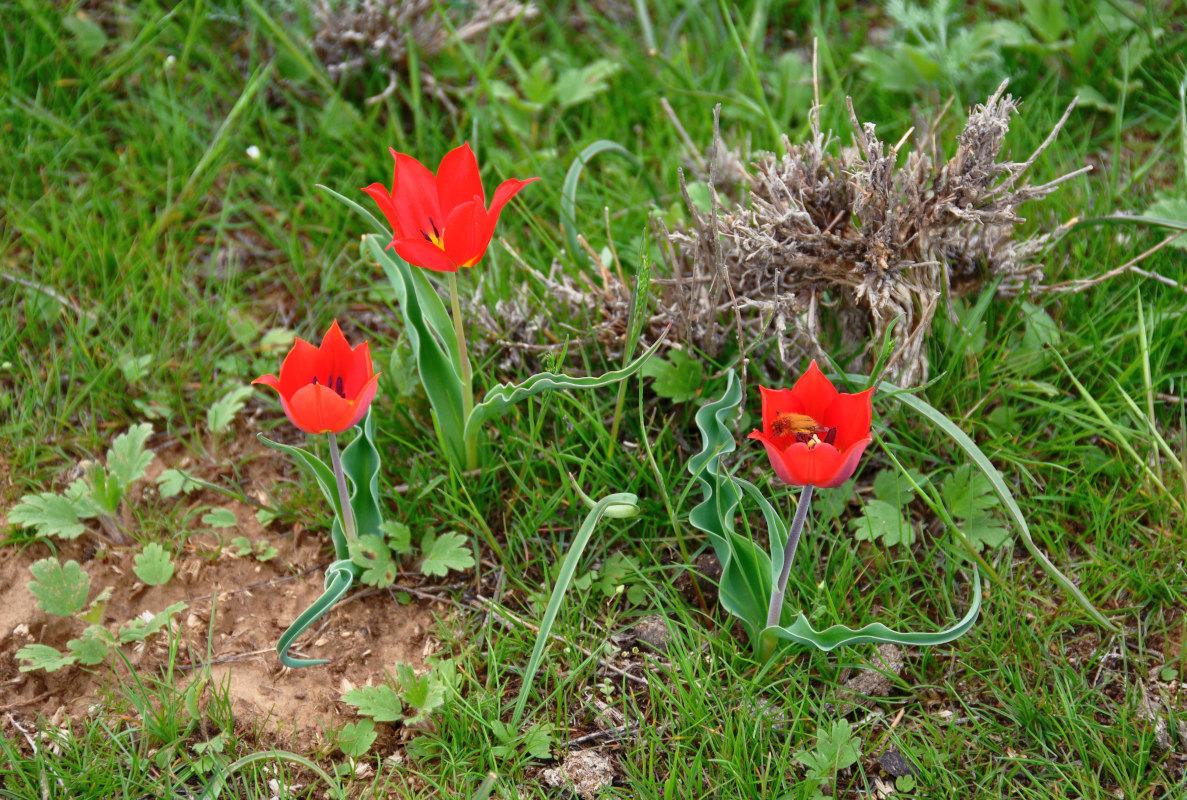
[{"x1": 0, "y1": 498, "x2": 441, "y2": 754}]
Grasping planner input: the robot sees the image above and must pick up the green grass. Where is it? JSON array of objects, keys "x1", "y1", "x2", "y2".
[{"x1": 4, "y1": 0, "x2": 1187, "y2": 797}]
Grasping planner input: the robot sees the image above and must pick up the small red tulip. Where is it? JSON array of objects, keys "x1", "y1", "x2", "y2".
[
  {"x1": 747, "y1": 361, "x2": 874, "y2": 488},
  {"x1": 362, "y1": 142, "x2": 539, "y2": 273},
  {"x1": 253, "y1": 320, "x2": 381, "y2": 435}
]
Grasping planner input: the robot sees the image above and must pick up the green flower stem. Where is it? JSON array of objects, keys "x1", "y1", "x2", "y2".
[
  {"x1": 448, "y1": 271, "x2": 478, "y2": 471},
  {"x1": 327, "y1": 432, "x2": 357, "y2": 541},
  {"x1": 765, "y1": 484, "x2": 814, "y2": 631}
]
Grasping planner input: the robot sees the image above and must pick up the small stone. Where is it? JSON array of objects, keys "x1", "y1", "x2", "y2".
[
  {"x1": 541, "y1": 750, "x2": 615, "y2": 799},
  {"x1": 878, "y1": 748, "x2": 917, "y2": 777},
  {"x1": 631, "y1": 615, "x2": 673, "y2": 653}
]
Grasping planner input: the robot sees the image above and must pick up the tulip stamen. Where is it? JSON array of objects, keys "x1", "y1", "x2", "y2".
[
  {"x1": 419, "y1": 217, "x2": 444, "y2": 247},
  {"x1": 792, "y1": 426, "x2": 837, "y2": 450},
  {"x1": 312, "y1": 375, "x2": 347, "y2": 398}
]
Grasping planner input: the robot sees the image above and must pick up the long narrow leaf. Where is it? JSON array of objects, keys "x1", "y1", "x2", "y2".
[
  {"x1": 687, "y1": 373, "x2": 774, "y2": 641},
  {"x1": 200, "y1": 749, "x2": 343, "y2": 800},
  {"x1": 316, "y1": 183, "x2": 387, "y2": 238},
  {"x1": 275, "y1": 559, "x2": 357, "y2": 668},
  {"x1": 256, "y1": 436, "x2": 342, "y2": 524},
  {"x1": 560, "y1": 140, "x2": 660, "y2": 265},
  {"x1": 510, "y1": 491, "x2": 639, "y2": 727},
  {"x1": 341, "y1": 409, "x2": 384, "y2": 539},
  {"x1": 1071, "y1": 214, "x2": 1187, "y2": 234},
  {"x1": 464, "y1": 332, "x2": 667, "y2": 440},
  {"x1": 364, "y1": 235, "x2": 467, "y2": 466}
]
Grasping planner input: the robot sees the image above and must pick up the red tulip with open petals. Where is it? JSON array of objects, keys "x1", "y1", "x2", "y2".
[
  {"x1": 747, "y1": 361, "x2": 874, "y2": 488},
  {"x1": 253, "y1": 320, "x2": 381, "y2": 435},
  {"x1": 362, "y1": 142, "x2": 539, "y2": 273}
]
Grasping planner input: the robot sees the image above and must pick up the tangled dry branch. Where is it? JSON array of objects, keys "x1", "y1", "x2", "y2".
[{"x1": 659, "y1": 80, "x2": 1089, "y2": 386}]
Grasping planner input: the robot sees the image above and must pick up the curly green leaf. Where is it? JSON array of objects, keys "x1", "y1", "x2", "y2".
[{"x1": 464, "y1": 332, "x2": 668, "y2": 441}]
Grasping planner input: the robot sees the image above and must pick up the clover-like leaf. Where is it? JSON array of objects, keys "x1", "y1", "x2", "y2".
[
  {"x1": 849, "y1": 500, "x2": 915, "y2": 548},
  {"x1": 941, "y1": 464, "x2": 999, "y2": 519},
  {"x1": 794, "y1": 719, "x2": 861, "y2": 780},
  {"x1": 521, "y1": 723, "x2": 556, "y2": 761},
  {"x1": 815, "y1": 479, "x2": 855, "y2": 524},
  {"x1": 342, "y1": 685, "x2": 404, "y2": 723},
  {"x1": 156, "y1": 469, "x2": 202, "y2": 499},
  {"x1": 117, "y1": 352, "x2": 153, "y2": 383},
  {"x1": 106, "y1": 423, "x2": 154, "y2": 492},
  {"x1": 419, "y1": 531, "x2": 474, "y2": 577},
  {"x1": 118, "y1": 601, "x2": 186, "y2": 643},
  {"x1": 28, "y1": 558, "x2": 91, "y2": 616},
  {"x1": 133, "y1": 542, "x2": 175, "y2": 586},
  {"x1": 959, "y1": 511, "x2": 1012, "y2": 552},
  {"x1": 349, "y1": 534, "x2": 396, "y2": 588},
  {"x1": 68, "y1": 627, "x2": 115, "y2": 666},
  {"x1": 336, "y1": 719, "x2": 377, "y2": 758},
  {"x1": 207, "y1": 386, "x2": 254, "y2": 434},
  {"x1": 641, "y1": 349, "x2": 703, "y2": 403},
  {"x1": 592, "y1": 552, "x2": 640, "y2": 598},
  {"x1": 396, "y1": 662, "x2": 447, "y2": 725},
  {"x1": 872, "y1": 468, "x2": 927, "y2": 508},
  {"x1": 380, "y1": 520, "x2": 412, "y2": 555},
  {"x1": 17, "y1": 644, "x2": 76, "y2": 673},
  {"x1": 202, "y1": 507, "x2": 238, "y2": 528},
  {"x1": 9, "y1": 493, "x2": 87, "y2": 540}
]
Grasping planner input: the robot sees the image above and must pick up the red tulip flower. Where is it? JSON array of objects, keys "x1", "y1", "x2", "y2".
[
  {"x1": 362, "y1": 142, "x2": 539, "y2": 273},
  {"x1": 747, "y1": 361, "x2": 874, "y2": 488},
  {"x1": 253, "y1": 320, "x2": 381, "y2": 435}
]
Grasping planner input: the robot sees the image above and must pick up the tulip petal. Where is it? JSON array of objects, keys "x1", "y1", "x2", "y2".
[
  {"x1": 747, "y1": 432, "x2": 870, "y2": 488},
  {"x1": 787, "y1": 360, "x2": 838, "y2": 420},
  {"x1": 318, "y1": 319, "x2": 355, "y2": 384},
  {"x1": 441, "y1": 199, "x2": 488, "y2": 268},
  {"x1": 821, "y1": 388, "x2": 874, "y2": 451},
  {"x1": 252, "y1": 373, "x2": 281, "y2": 392},
  {"x1": 758, "y1": 385, "x2": 807, "y2": 435},
  {"x1": 390, "y1": 150, "x2": 443, "y2": 243},
  {"x1": 361, "y1": 183, "x2": 404, "y2": 239},
  {"x1": 437, "y1": 143, "x2": 485, "y2": 216},
  {"x1": 285, "y1": 382, "x2": 355, "y2": 434},
  {"x1": 477, "y1": 177, "x2": 539, "y2": 246},
  {"x1": 826, "y1": 438, "x2": 872, "y2": 488},
  {"x1": 276, "y1": 337, "x2": 323, "y2": 397},
  {"x1": 393, "y1": 237, "x2": 459, "y2": 273},
  {"x1": 343, "y1": 373, "x2": 381, "y2": 429},
  {"x1": 341, "y1": 340, "x2": 374, "y2": 398}
]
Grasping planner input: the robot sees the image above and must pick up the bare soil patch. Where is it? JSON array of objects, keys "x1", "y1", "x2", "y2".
[{"x1": 0, "y1": 508, "x2": 440, "y2": 752}]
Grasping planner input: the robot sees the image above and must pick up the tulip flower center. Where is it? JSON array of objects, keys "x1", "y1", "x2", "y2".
[
  {"x1": 771, "y1": 412, "x2": 837, "y2": 450},
  {"x1": 419, "y1": 216, "x2": 444, "y2": 248},
  {"x1": 312, "y1": 375, "x2": 347, "y2": 399}
]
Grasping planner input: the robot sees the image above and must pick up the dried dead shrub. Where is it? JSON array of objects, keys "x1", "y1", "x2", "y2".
[
  {"x1": 660, "y1": 81, "x2": 1090, "y2": 386},
  {"x1": 312, "y1": 0, "x2": 537, "y2": 105}
]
